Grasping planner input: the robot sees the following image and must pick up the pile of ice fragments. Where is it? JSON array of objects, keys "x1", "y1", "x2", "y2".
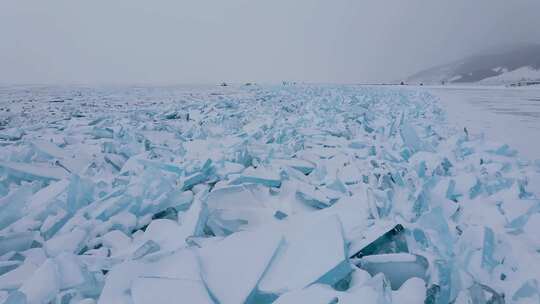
[{"x1": 0, "y1": 84, "x2": 539, "y2": 304}]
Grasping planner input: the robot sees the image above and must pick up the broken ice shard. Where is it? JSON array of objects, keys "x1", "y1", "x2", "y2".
[
  {"x1": 0, "y1": 232, "x2": 36, "y2": 256},
  {"x1": 45, "y1": 228, "x2": 87, "y2": 257},
  {"x1": 273, "y1": 158, "x2": 315, "y2": 175},
  {"x1": 197, "y1": 227, "x2": 282, "y2": 304},
  {"x1": 488, "y1": 144, "x2": 517, "y2": 157},
  {"x1": 19, "y1": 259, "x2": 60, "y2": 304},
  {"x1": 204, "y1": 184, "x2": 277, "y2": 236},
  {"x1": 0, "y1": 186, "x2": 34, "y2": 230},
  {"x1": 481, "y1": 227, "x2": 498, "y2": 272},
  {"x1": 512, "y1": 279, "x2": 539, "y2": 303},
  {"x1": 133, "y1": 240, "x2": 160, "y2": 260},
  {"x1": 400, "y1": 123, "x2": 423, "y2": 153},
  {"x1": 296, "y1": 185, "x2": 337, "y2": 209},
  {"x1": 0, "y1": 161, "x2": 68, "y2": 181},
  {"x1": 182, "y1": 159, "x2": 214, "y2": 190},
  {"x1": 259, "y1": 215, "x2": 350, "y2": 294},
  {"x1": 0, "y1": 128, "x2": 24, "y2": 141},
  {"x1": 465, "y1": 282, "x2": 505, "y2": 304},
  {"x1": 2, "y1": 291, "x2": 27, "y2": 304},
  {"x1": 229, "y1": 166, "x2": 282, "y2": 188},
  {"x1": 349, "y1": 224, "x2": 408, "y2": 259}
]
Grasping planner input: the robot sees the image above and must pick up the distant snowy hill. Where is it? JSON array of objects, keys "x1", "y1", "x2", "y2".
[{"x1": 407, "y1": 44, "x2": 540, "y2": 85}]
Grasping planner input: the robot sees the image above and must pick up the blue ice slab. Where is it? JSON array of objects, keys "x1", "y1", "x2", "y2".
[
  {"x1": 229, "y1": 166, "x2": 282, "y2": 188},
  {"x1": 350, "y1": 224, "x2": 408, "y2": 259},
  {"x1": 296, "y1": 188, "x2": 337, "y2": 210},
  {"x1": 400, "y1": 123, "x2": 423, "y2": 153},
  {"x1": 230, "y1": 175, "x2": 281, "y2": 188},
  {"x1": 2, "y1": 291, "x2": 27, "y2": 304},
  {"x1": 427, "y1": 260, "x2": 452, "y2": 304},
  {"x1": 325, "y1": 178, "x2": 348, "y2": 194},
  {"x1": 45, "y1": 228, "x2": 88, "y2": 256},
  {"x1": 412, "y1": 228, "x2": 430, "y2": 250},
  {"x1": 55, "y1": 253, "x2": 103, "y2": 297},
  {"x1": 136, "y1": 158, "x2": 184, "y2": 175},
  {"x1": 0, "y1": 261, "x2": 22, "y2": 276},
  {"x1": 204, "y1": 183, "x2": 276, "y2": 236},
  {"x1": 19, "y1": 259, "x2": 60, "y2": 303},
  {"x1": 259, "y1": 215, "x2": 349, "y2": 295},
  {"x1": 89, "y1": 127, "x2": 113, "y2": 139},
  {"x1": 0, "y1": 232, "x2": 36, "y2": 256},
  {"x1": 41, "y1": 210, "x2": 72, "y2": 240},
  {"x1": 0, "y1": 128, "x2": 24, "y2": 141},
  {"x1": 0, "y1": 161, "x2": 68, "y2": 181},
  {"x1": 504, "y1": 199, "x2": 540, "y2": 231},
  {"x1": 273, "y1": 159, "x2": 315, "y2": 175},
  {"x1": 182, "y1": 160, "x2": 214, "y2": 190},
  {"x1": 418, "y1": 207, "x2": 453, "y2": 258},
  {"x1": 104, "y1": 154, "x2": 126, "y2": 171},
  {"x1": 95, "y1": 195, "x2": 135, "y2": 221},
  {"x1": 445, "y1": 180, "x2": 461, "y2": 202},
  {"x1": 30, "y1": 140, "x2": 72, "y2": 161},
  {"x1": 417, "y1": 161, "x2": 427, "y2": 178},
  {"x1": 467, "y1": 283, "x2": 505, "y2": 304},
  {"x1": 440, "y1": 158, "x2": 452, "y2": 175},
  {"x1": 517, "y1": 178, "x2": 533, "y2": 199},
  {"x1": 390, "y1": 171, "x2": 405, "y2": 187},
  {"x1": 66, "y1": 175, "x2": 94, "y2": 214},
  {"x1": 413, "y1": 188, "x2": 430, "y2": 218},
  {"x1": 0, "y1": 186, "x2": 34, "y2": 230},
  {"x1": 468, "y1": 179, "x2": 483, "y2": 199},
  {"x1": 488, "y1": 144, "x2": 517, "y2": 157},
  {"x1": 198, "y1": 227, "x2": 283, "y2": 304},
  {"x1": 132, "y1": 240, "x2": 160, "y2": 260},
  {"x1": 481, "y1": 227, "x2": 498, "y2": 272},
  {"x1": 315, "y1": 260, "x2": 353, "y2": 289},
  {"x1": 512, "y1": 279, "x2": 539, "y2": 303},
  {"x1": 140, "y1": 189, "x2": 193, "y2": 215},
  {"x1": 348, "y1": 141, "x2": 367, "y2": 149}
]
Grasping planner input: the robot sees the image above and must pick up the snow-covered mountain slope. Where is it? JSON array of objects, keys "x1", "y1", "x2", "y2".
[
  {"x1": 479, "y1": 66, "x2": 540, "y2": 85},
  {"x1": 408, "y1": 44, "x2": 540, "y2": 85}
]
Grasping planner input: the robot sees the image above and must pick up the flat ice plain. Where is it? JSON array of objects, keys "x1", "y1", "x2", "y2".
[
  {"x1": 0, "y1": 84, "x2": 539, "y2": 303},
  {"x1": 426, "y1": 85, "x2": 540, "y2": 160}
]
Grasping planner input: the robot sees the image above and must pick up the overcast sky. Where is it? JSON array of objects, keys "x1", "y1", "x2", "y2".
[{"x1": 1, "y1": 0, "x2": 540, "y2": 85}]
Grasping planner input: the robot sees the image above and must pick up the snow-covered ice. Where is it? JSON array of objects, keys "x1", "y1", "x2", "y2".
[
  {"x1": 0, "y1": 83, "x2": 539, "y2": 303},
  {"x1": 425, "y1": 85, "x2": 540, "y2": 159}
]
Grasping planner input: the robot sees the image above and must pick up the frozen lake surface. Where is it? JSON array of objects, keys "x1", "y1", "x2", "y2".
[
  {"x1": 425, "y1": 85, "x2": 540, "y2": 160},
  {"x1": 0, "y1": 84, "x2": 539, "y2": 303}
]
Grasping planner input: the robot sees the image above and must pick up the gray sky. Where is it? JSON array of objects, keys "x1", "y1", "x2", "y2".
[{"x1": 1, "y1": 0, "x2": 540, "y2": 84}]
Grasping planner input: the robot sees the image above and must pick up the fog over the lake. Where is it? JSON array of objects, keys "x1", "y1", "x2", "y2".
[{"x1": 2, "y1": 0, "x2": 540, "y2": 84}]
